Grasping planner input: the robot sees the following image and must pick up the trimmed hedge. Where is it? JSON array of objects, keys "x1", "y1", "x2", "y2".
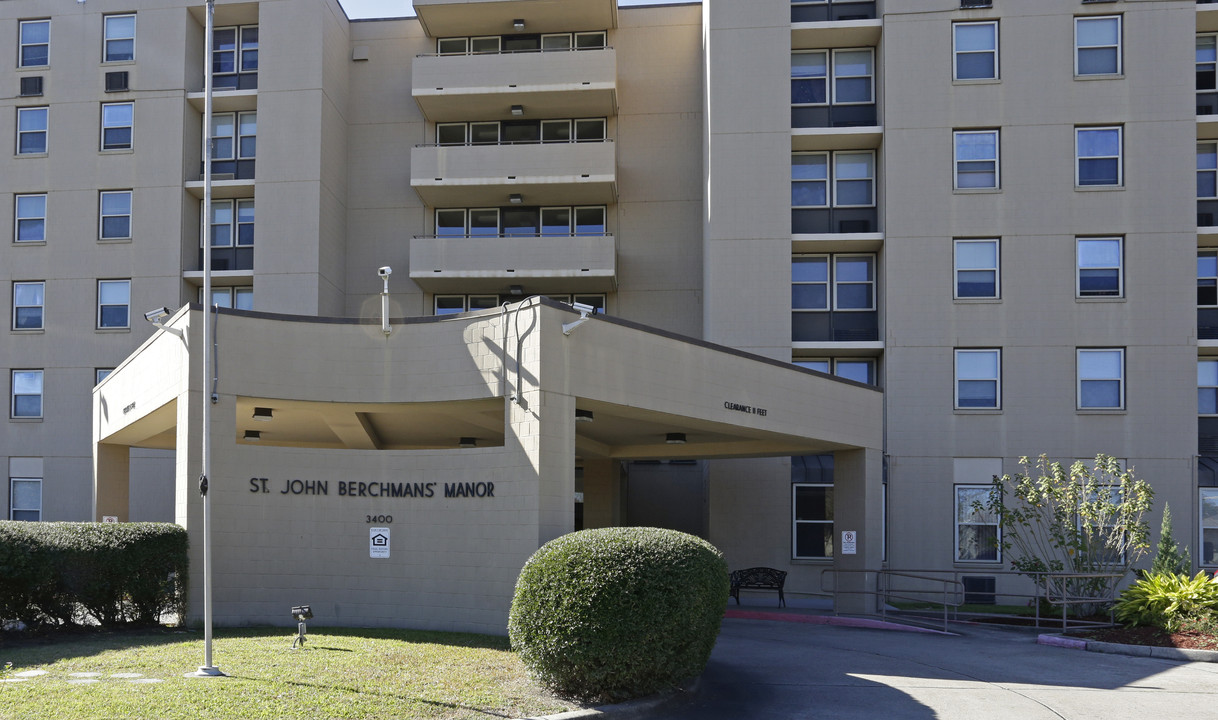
[
  {"x1": 0, "y1": 522, "x2": 188, "y2": 629},
  {"x1": 508, "y1": 527, "x2": 729, "y2": 703}
]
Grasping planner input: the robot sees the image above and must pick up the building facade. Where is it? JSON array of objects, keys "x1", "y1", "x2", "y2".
[{"x1": 4, "y1": 0, "x2": 1216, "y2": 618}]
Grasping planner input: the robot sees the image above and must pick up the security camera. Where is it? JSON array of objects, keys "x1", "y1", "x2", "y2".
[
  {"x1": 143, "y1": 307, "x2": 172, "y2": 323},
  {"x1": 571, "y1": 302, "x2": 594, "y2": 314},
  {"x1": 378, "y1": 266, "x2": 392, "y2": 278}
]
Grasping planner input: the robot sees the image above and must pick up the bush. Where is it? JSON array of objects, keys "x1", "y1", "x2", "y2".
[
  {"x1": 0, "y1": 522, "x2": 188, "y2": 629},
  {"x1": 508, "y1": 527, "x2": 729, "y2": 703},
  {"x1": 1114, "y1": 571, "x2": 1218, "y2": 632}
]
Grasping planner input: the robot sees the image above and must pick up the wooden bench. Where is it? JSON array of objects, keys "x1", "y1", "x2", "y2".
[{"x1": 729, "y1": 567, "x2": 787, "y2": 607}]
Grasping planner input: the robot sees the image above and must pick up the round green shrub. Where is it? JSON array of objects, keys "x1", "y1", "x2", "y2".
[{"x1": 508, "y1": 527, "x2": 729, "y2": 703}]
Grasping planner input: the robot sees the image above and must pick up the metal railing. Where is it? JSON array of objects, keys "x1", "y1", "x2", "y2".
[
  {"x1": 415, "y1": 138, "x2": 614, "y2": 148},
  {"x1": 821, "y1": 568, "x2": 1123, "y2": 632},
  {"x1": 417, "y1": 45, "x2": 613, "y2": 59}
]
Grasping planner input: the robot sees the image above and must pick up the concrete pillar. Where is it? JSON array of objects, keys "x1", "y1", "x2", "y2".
[
  {"x1": 581, "y1": 458, "x2": 620, "y2": 529},
  {"x1": 832, "y1": 447, "x2": 884, "y2": 615},
  {"x1": 535, "y1": 390, "x2": 576, "y2": 545},
  {"x1": 93, "y1": 443, "x2": 131, "y2": 522}
]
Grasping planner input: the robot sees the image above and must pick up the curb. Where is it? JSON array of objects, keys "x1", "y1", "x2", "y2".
[
  {"x1": 517, "y1": 680, "x2": 697, "y2": 720},
  {"x1": 1037, "y1": 633, "x2": 1218, "y2": 663},
  {"x1": 724, "y1": 608, "x2": 955, "y2": 635}
]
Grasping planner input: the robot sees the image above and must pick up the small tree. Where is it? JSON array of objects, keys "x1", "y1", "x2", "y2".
[
  {"x1": 1149, "y1": 502, "x2": 1191, "y2": 577},
  {"x1": 982, "y1": 454, "x2": 1154, "y2": 605}
]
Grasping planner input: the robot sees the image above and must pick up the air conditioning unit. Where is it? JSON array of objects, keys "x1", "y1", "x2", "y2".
[
  {"x1": 20, "y1": 76, "x2": 43, "y2": 97},
  {"x1": 960, "y1": 0, "x2": 992, "y2": 8},
  {"x1": 105, "y1": 71, "x2": 129, "y2": 92}
]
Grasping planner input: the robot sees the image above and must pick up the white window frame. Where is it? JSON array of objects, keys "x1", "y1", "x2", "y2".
[
  {"x1": 830, "y1": 48, "x2": 874, "y2": 105},
  {"x1": 1076, "y1": 237, "x2": 1123, "y2": 298},
  {"x1": 97, "y1": 279, "x2": 130, "y2": 329},
  {"x1": 15, "y1": 193, "x2": 46, "y2": 243},
  {"x1": 1201, "y1": 142, "x2": 1218, "y2": 200},
  {"x1": 574, "y1": 31, "x2": 607, "y2": 50},
  {"x1": 103, "y1": 14, "x2": 136, "y2": 63},
  {"x1": 1201, "y1": 250, "x2": 1218, "y2": 308},
  {"x1": 211, "y1": 111, "x2": 257, "y2": 160},
  {"x1": 792, "y1": 253, "x2": 876, "y2": 313},
  {"x1": 791, "y1": 50, "x2": 828, "y2": 107},
  {"x1": 101, "y1": 102, "x2": 133, "y2": 150},
  {"x1": 833, "y1": 151, "x2": 876, "y2": 208},
  {"x1": 1077, "y1": 348, "x2": 1125, "y2": 410},
  {"x1": 11, "y1": 369, "x2": 43, "y2": 418},
  {"x1": 1201, "y1": 488, "x2": 1218, "y2": 567},
  {"x1": 470, "y1": 36, "x2": 500, "y2": 54},
  {"x1": 18, "y1": 19, "x2": 49, "y2": 68},
  {"x1": 1076, "y1": 126, "x2": 1123, "y2": 187},
  {"x1": 954, "y1": 130, "x2": 999, "y2": 190},
  {"x1": 574, "y1": 118, "x2": 606, "y2": 142},
  {"x1": 792, "y1": 152, "x2": 829, "y2": 209},
  {"x1": 9, "y1": 477, "x2": 41, "y2": 521},
  {"x1": 437, "y1": 37, "x2": 468, "y2": 55},
  {"x1": 955, "y1": 348, "x2": 1001, "y2": 410},
  {"x1": 99, "y1": 190, "x2": 132, "y2": 240},
  {"x1": 206, "y1": 198, "x2": 254, "y2": 247},
  {"x1": 1199, "y1": 34, "x2": 1217, "y2": 94},
  {"x1": 954, "y1": 238, "x2": 1000, "y2": 299},
  {"x1": 952, "y1": 21, "x2": 998, "y2": 81},
  {"x1": 213, "y1": 25, "x2": 258, "y2": 74},
  {"x1": 541, "y1": 33, "x2": 573, "y2": 51},
  {"x1": 13, "y1": 281, "x2": 44, "y2": 330},
  {"x1": 1201, "y1": 359, "x2": 1218, "y2": 416},
  {"x1": 955, "y1": 484, "x2": 1001, "y2": 563},
  {"x1": 437, "y1": 123, "x2": 468, "y2": 145},
  {"x1": 792, "y1": 482, "x2": 834, "y2": 560},
  {"x1": 573, "y1": 206, "x2": 607, "y2": 235},
  {"x1": 17, "y1": 106, "x2": 48, "y2": 154},
  {"x1": 203, "y1": 286, "x2": 253, "y2": 311},
  {"x1": 1075, "y1": 15, "x2": 1122, "y2": 77}
]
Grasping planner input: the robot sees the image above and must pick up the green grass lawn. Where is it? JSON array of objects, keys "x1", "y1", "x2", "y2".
[{"x1": 0, "y1": 626, "x2": 579, "y2": 720}]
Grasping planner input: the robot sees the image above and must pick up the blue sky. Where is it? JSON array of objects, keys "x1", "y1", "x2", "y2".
[{"x1": 339, "y1": 0, "x2": 683, "y2": 20}]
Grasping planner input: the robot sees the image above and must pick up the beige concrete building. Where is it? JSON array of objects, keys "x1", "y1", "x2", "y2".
[{"x1": 3, "y1": 0, "x2": 1215, "y2": 627}]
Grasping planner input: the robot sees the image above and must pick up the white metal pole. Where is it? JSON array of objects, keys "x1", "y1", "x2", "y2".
[{"x1": 193, "y1": 0, "x2": 223, "y2": 677}]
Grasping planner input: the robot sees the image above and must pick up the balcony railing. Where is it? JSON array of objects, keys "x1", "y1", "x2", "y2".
[
  {"x1": 792, "y1": 1, "x2": 876, "y2": 23},
  {"x1": 792, "y1": 310, "x2": 879, "y2": 342},
  {"x1": 793, "y1": 207, "x2": 879, "y2": 235},
  {"x1": 198, "y1": 247, "x2": 252, "y2": 272},
  {"x1": 793, "y1": 104, "x2": 877, "y2": 129}
]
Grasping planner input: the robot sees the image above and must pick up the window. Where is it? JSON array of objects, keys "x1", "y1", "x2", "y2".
[
  {"x1": 10, "y1": 477, "x2": 41, "y2": 521},
  {"x1": 17, "y1": 107, "x2": 48, "y2": 154},
  {"x1": 791, "y1": 48, "x2": 875, "y2": 105},
  {"x1": 11, "y1": 370, "x2": 42, "y2": 418},
  {"x1": 1199, "y1": 35, "x2": 1216, "y2": 94},
  {"x1": 205, "y1": 286, "x2": 253, "y2": 311},
  {"x1": 1201, "y1": 143, "x2": 1217, "y2": 200},
  {"x1": 1078, "y1": 348, "x2": 1124, "y2": 409},
  {"x1": 18, "y1": 20, "x2": 49, "y2": 68},
  {"x1": 1077, "y1": 237, "x2": 1122, "y2": 297},
  {"x1": 955, "y1": 349, "x2": 1001, "y2": 409},
  {"x1": 794, "y1": 359, "x2": 876, "y2": 385},
  {"x1": 211, "y1": 112, "x2": 256, "y2": 160},
  {"x1": 435, "y1": 295, "x2": 501, "y2": 316},
  {"x1": 792, "y1": 255, "x2": 876, "y2": 312},
  {"x1": 97, "y1": 279, "x2": 130, "y2": 329},
  {"x1": 1202, "y1": 251, "x2": 1218, "y2": 307},
  {"x1": 1201, "y1": 359, "x2": 1218, "y2": 416},
  {"x1": 956, "y1": 485, "x2": 1000, "y2": 562},
  {"x1": 792, "y1": 454, "x2": 834, "y2": 559},
  {"x1": 15, "y1": 194, "x2": 46, "y2": 243},
  {"x1": 1203, "y1": 488, "x2": 1218, "y2": 566},
  {"x1": 213, "y1": 26, "x2": 258, "y2": 88},
  {"x1": 209, "y1": 199, "x2": 254, "y2": 247},
  {"x1": 953, "y1": 21, "x2": 998, "y2": 80},
  {"x1": 434, "y1": 205, "x2": 604, "y2": 237},
  {"x1": 12, "y1": 282, "x2": 44, "y2": 330},
  {"x1": 103, "y1": 14, "x2": 135, "y2": 62},
  {"x1": 101, "y1": 102, "x2": 133, "y2": 150},
  {"x1": 95, "y1": 368, "x2": 113, "y2": 384},
  {"x1": 954, "y1": 239, "x2": 999, "y2": 299},
  {"x1": 99, "y1": 191, "x2": 132, "y2": 240},
  {"x1": 575, "y1": 32, "x2": 607, "y2": 50},
  {"x1": 1076, "y1": 126, "x2": 1122, "y2": 187},
  {"x1": 1075, "y1": 15, "x2": 1121, "y2": 76},
  {"x1": 792, "y1": 152, "x2": 875, "y2": 208},
  {"x1": 954, "y1": 130, "x2": 999, "y2": 189}
]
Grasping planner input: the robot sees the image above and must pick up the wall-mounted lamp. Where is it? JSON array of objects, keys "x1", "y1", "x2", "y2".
[
  {"x1": 509, "y1": 285, "x2": 524, "y2": 296},
  {"x1": 575, "y1": 409, "x2": 594, "y2": 423},
  {"x1": 510, "y1": 104, "x2": 524, "y2": 116},
  {"x1": 509, "y1": 193, "x2": 523, "y2": 204},
  {"x1": 665, "y1": 432, "x2": 686, "y2": 445},
  {"x1": 243, "y1": 430, "x2": 262, "y2": 441},
  {"x1": 513, "y1": 18, "x2": 525, "y2": 30},
  {"x1": 562, "y1": 302, "x2": 596, "y2": 336},
  {"x1": 252, "y1": 407, "x2": 273, "y2": 422},
  {"x1": 459, "y1": 437, "x2": 477, "y2": 448}
]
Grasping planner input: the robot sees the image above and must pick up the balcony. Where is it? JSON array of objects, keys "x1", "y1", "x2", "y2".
[
  {"x1": 414, "y1": 0, "x2": 616, "y2": 38},
  {"x1": 792, "y1": 19, "x2": 881, "y2": 50},
  {"x1": 1203, "y1": 2, "x2": 1218, "y2": 35},
  {"x1": 412, "y1": 46, "x2": 616, "y2": 122},
  {"x1": 792, "y1": 311, "x2": 879, "y2": 343},
  {"x1": 792, "y1": 1, "x2": 876, "y2": 24},
  {"x1": 410, "y1": 139, "x2": 616, "y2": 207},
  {"x1": 793, "y1": 207, "x2": 879, "y2": 235},
  {"x1": 409, "y1": 233, "x2": 617, "y2": 294}
]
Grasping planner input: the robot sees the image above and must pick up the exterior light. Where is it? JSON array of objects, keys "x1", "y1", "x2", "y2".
[
  {"x1": 291, "y1": 605, "x2": 312, "y2": 650},
  {"x1": 252, "y1": 407, "x2": 273, "y2": 421},
  {"x1": 666, "y1": 432, "x2": 686, "y2": 445},
  {"x1": 509, "y1": 193, "x2": 523, "y2": 204},
  {"x1": 510, "y1": 104, "x2": 524, "y2": 116},
  {"x1": 513, "y1": 18, "x2": 525, "y2": 30},
  {"x1": 243, "y1": 430, "x2": 261, "y2": 441},
  {"x1": 459, "y1": 437, "x2": 477, "y2": 448},
  {"x1": 509, "y1": 285, "x2": 524, "y2": 296},
  {"x1": 575, "y1": 409, "x2": 594, "y2": 423}
]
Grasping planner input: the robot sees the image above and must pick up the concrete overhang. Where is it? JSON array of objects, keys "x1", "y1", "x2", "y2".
[{"x1": 413, "y1": 0, "x2": 618, "y2": 38}]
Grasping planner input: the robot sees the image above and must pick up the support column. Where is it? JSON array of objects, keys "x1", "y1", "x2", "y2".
[
  {"x1": 580, "y1": 458, "x2": 620, "y2": 529},
  {"x1": 832, "y1": 447, "x2": 884, "y2": 615},
  {"x1": 93, "y1": 443, "x2": 131, "y2": 522}
]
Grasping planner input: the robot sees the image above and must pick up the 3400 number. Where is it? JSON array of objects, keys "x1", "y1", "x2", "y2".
[{"x1": 366, "y1": 515, "x2": 393, "y2": 524}]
